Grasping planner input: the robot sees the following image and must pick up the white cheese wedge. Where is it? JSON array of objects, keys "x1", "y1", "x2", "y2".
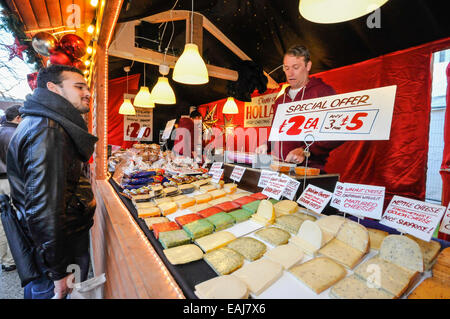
[
  {"x1": 250, "y1": 200, "x2": 275, "y2": 226},
  {"x1": 379, "y1": 235, "x2": 424, "y2": 272},
  {"x1": 336, "y1": 220, "x2": 369, "y2": 253},
  {"x1": 274, "y1": 200, "x2": 298, "y2": 216},
  {"x1": 163, "y1": 244, "x2": 204, "y2": 265},
  {"x1": 316, "y1": 215, "x2": 346, "y2": 236},
  {"x1": 194, "y1": 275, "x2": 249, "y2": 299},
  {"x1": 195, "y1": 231, "x2": 237, "y2": 253},
  {"x1": 264, "y1": 244, "x2": 304, "y2": 269},
  {"x1": 289, "y1": 220, "x2": 323, "y2": 256}
]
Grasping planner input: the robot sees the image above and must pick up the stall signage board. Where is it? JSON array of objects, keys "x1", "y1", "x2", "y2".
[
  {"x1": 244, "y1": 92, "x2": 278, "y2": 127},
  {"x1": 439, "y1": 204, "x2": 450, "y2": 236},
  {"x1": 281, "y1": 177, "x2": 301, "y2": 201},
  {"x1": 262, "y1": 174, "x2": 290, "y2": 200},
  {"x1": 124, "y1": 108, "x2": 153, "y2": 141},
  {"x1": 257, "y1": 170, "x2": 279, "y2": 188},
  {"x1": 330, "y1": 182, "x2": 345, "y2": 210},
  {"x1": 339, "y1": 183, "x2": 385, "y2": 220},
  {"x1": 230, "y1": 166, "x2": 246, "y2": 182},
  {"x1": 297, "y1": 184, "x2": 333, "y2": 214},
  {"x1": 380, "y1": 196, "x2": 446, "y2": 242},
  {"x1": 210, "y1": 169, "x2": 224, "y2": 184},
  {"x1": 269, "y1": 85, "x2": 397, "y2": 141}
]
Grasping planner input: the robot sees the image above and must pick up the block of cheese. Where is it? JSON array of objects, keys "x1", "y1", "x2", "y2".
[
  {"x1": 290, "y1": 257, "x2": 347, "y2": 294},
  {"x1": 290, "y1": 220, "x2": 323, "y2": 256},
  {"x1": 195, "y1": 275, "x2": 249, "y2": 299},
  {"x1": 200, "y1": 184, "x2": 218, "y2": 193},
  {"x1": 194, "y1": 193, "x2": 213, "y2": 204},
  {"x1": 158, "y1": 229, "x2": 191, "y2": 249},
  {"x1": 264, "y1": 244, "x2": 304, "y2": 269},
  {"x1": 183, "y1": 219, "x2": 214, "y2": 239},
  {"x1": 318, "y1": 238, "x2": 366, "y2": 269},
  {"x1": 379, "y1": 235, "x2": 424, "y2": 272},
  {"x1": 188, "y1": 202, "x2": 211, "y2": 213},
  {"x1": 335, "y1": 220, "x2": 369, "y2": 253},
  {"x1": 273, "y1": 200, "x2": 298, "y2": 216},
  {"x1": 275, "y1": 214, "x2": 305, "y2": 234},
  {"x1": 174, "y1": 197, "x2": 196, "y2": 209},
  {"x1": 250, "y1": 200, "x2": 275, "y2": 226},
  {"x1": 137, "y1": 206, "x2": 161, "y2": 218},
  {"x1": 135, "y1": 201, "x2": 156, "y2": 209},
  {"x1": 191, "y1": 179, "x2": 210, "y2": 189},
  {"x1": 233, "y1": 196, "x2": 257, "y2": 207},
  {"x1": 210, "y1": 189, "x2": 227, "y2": 199},
  {"x1": 171, "y1": 194, "x2": 188, "y2": 202},
  {"x1": 227, "y1": 237, "x2": 267, "y2": 261},
  {"x1": 406, "y1": 234, "x2": 441, "y2": 270},
  {"x1": 408, "y1": 277, "x2": 450, "y2": 299},
  {"x1": 197, "y1": 206, "x2": 223, "y2": 218},
  {"x1": 205, "y1": 212, "x2": 236, "y2": 231},
  {"x1": 153, "y1": 221, "x2": 180, "y2": 239},
  {"x1": 203, "y1": 247, "x2": 244, "y2": 275},
  {"x1": 250, "y1": 192, "x2": 268, "y2": 200},
  {"x1": 228, "y1": 209, "x2": 254, "y2": 223},
  {"x1": 329, "y1": 274, "x2": 395, "y2": 299},
  {"x1": 294, "y1": 166, "x2": 320, "y2": 176},
  {"x1": 163, "y1": 244, "x2": 204, "y2": 265},
  {"x1": 195, "y1": 231, "x2": 236, "y2": 253},
  {"x1": 144, "y1": 216, "x2": 169, "y2": 230},
  {"x1": 255, "y1": 227, "x2": 291, "y2": 246},
  {"x1": 367, "y1": 228, "x2": 389, "y2": 250},
  {"x1": 208, "y1": 197, "x2": 232, "y2": 206},
  {"x1": 316, "y1": 215, "x2": 346, "y2": 237},
  {"x1": 433, "y1": 247, "x2": 450, "y2": 285},
  {"x1": 223, "y1": 183, "x2": 238, "y2": 194},
  {"x1": 354, "y1": 257, "x2": 418, "y2": 298},
  {"x1": 435, "y1": 247, "x2": 450, "y2": 268},
  {"x1": 175, "y1": 213, "x2": 202, "y2": 226},
  {"x1": 158, "y1": 201, "x2": 178, "y2": 216},
  {"x1": 214, "y1": 201, "x2": 241, "y2": 213},
  {"x1": 232, "y1": 259, "x2": 283, "y2": 296},
  {"x1": 241, "y1": 200, "x2": 261, "y2": 214},
  {"x1": 154, "y1": 197, "x2": 173, "y2": 205},
  {"x1": 227, "y1": 193, "x2": 248, "y2": 201},
  {"x1": 179, "y1": 184, "x2": 195, "y2": 194}
]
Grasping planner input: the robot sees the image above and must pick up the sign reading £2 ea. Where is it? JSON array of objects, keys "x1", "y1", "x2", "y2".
[
  {"x1": 269, "y1": 85, "x2": 397, "y2": 141},
  {"x1": 124, "y1": 108, "x2": 153, "y2": 141},
  {"x1": 244, "y1": 92, "x2": 278, "y2": 128}
]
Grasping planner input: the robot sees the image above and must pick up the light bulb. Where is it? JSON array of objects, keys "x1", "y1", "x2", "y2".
[
  {"x1": 134, "y1": 86, "x2": 155, "y2": 108},
  {"x1": 150, "y1": 77, "x2": 176, "y2": 105},
  {"x1": 119, "y1": 98, "x2": 136, "y2": 115},
  {"x1": 172, "y1": 43, "x2": 209, "y2": 85},
  {"x1": 222, "y1": 97, "x2": 239, "y2": 114}
]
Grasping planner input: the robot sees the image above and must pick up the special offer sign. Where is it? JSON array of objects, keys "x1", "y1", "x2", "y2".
[
  {"x1": 269, "y1": 85, "x2": 397, "y2": 141},
  {"x1": 380, "y1": 196, "x2": 446, "y2": 242},
  {"x1": 124, "y1": 108, "x2": 153, "y2": 141}
]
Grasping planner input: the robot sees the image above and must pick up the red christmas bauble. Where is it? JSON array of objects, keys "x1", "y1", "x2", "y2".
[
  {"x1": 27, "y1": 72, "x2": 38, "y2": 90},
  {"x1": 72, "y1": 59, "x2": 87, "y2": 71},
  {"x1": 49, "y1": 49, "x2": 73, "y2": 65},
  {"x1": 59, "y1": 34, "x2": 87, "y2": 59}
]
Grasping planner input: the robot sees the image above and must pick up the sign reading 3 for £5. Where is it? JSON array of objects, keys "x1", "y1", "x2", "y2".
[{"x1": 269, "y1": 85, "x2": 397, "y2": 141}]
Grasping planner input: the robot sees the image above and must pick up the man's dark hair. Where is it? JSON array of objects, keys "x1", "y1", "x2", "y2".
[
  {"x1": 189, "y1": 110, "x2": 202, "y2": 119},
  {"x1": 37, "y1": 64, "x2": 84, "y2": 89},
  {"x1": 5, "y1": 104, "x2": 22, "y2": 121},
  {"x1": 285, "y1": 45, "x2": 311, "y2": 64}
]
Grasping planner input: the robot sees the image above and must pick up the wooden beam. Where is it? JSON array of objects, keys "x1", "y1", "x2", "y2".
[{"x1": 186, "y1": 12, "x2": 203, "y2": 53}]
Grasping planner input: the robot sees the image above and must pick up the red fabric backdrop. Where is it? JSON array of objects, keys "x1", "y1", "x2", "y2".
[{"x1": 107, "y1": 74, "x2": 141, "y2": 149}]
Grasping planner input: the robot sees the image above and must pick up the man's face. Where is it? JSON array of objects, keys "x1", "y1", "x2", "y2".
[
  {"x1": 48, "y1": 71, "x2": 91, "y2": 114},
  {"x1": 283, "y1": 55, "x2": 312, "y2": 90}
]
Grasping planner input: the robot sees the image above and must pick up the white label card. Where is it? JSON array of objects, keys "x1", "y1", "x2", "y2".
[
  {"x1": 380, "y1": 195, "x2": 446, "y2": 242},
  {"x1": 262, "y1": 174, "x2": 290, "y2": 200},
  {"x1": 340, "y1": 183, "x2": 385, "y2": 220},
  {"x1": 230, "y1": 166, "x2": 246, "y2": 182},
  {"x1": 257, "y1": 170, "x2": 279, "y2": 188},
  {"x1": 439, "y1": 204, "x2": 450, "y2": 236},
  {"x1": 330, "y1": 182, "x2": 345, "y2": 210},
  {"x1": 281, "y1": 177, "x2": 301, "y2": 201},
  {"x1": 297, "y1": 184, "x2": 333, "y2": 214},
  {"x1": 210, "y1": 169, "x2": 223, "y2": 184}
]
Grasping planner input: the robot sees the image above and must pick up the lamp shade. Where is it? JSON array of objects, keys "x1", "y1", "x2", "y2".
[
  {"x1": 276, "y1": 83, "x2": 290, "y2": 99},
  {"x1": 134, "y1": 86, "x2": 155, "y2": 108},
  {"x1": 299, "y1": 0, "x2": 389, "y2": 24},
  {"x1": 119, "y1": 98, "x2": 136, "y2": 115},
  {"x1": 222, "y1": 97, "x2": 239, "y2": 114},
  {"x1": 150, "y1": 77, "x2": 176, "y2": 105},
  {"x1": 173, "y1": 43, "x2": 209, "y2": 85}
]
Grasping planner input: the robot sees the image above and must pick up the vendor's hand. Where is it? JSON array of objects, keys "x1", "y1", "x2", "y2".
[
  {"x1": 53, "y1": 273, "x2": 74, "y2": 299},
  {"x1": 285, "y1": 147, "x2": 306, "y2": 164},
  {"x1": 255, "y1": 144, "x2": 268, "y2": 154}
]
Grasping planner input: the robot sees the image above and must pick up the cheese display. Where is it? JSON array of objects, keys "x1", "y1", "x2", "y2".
[
  {"x1": 407, "y1": 277, "x2": 450, "y2": 299},
  {"x1": 183, "y1": 219, "x2": 215, "y2": 239},
  {"x1": 135, "y1": 201, "x2": 156, "y2": 209},
  {"x1": 144, "y1": 216, "x2": 169, "y2": 230},
  {"x1": 194, "y1": 231, "x2": 237, "y2": 253},
  {"x1": 290, "y1": 220, "x2": 323, "y2": 256},
  {"x1": 231, "y1": 259, "x2": 283, "y2": 295},
  {"x1": 227, "y1": 237, "x2": 267, "y2": 261},
  {"x1": 174, "y1": 197, "x2": 196, "y2": 209},
  {"x1": 171, "y1": 194, "x2": 187, "y2": 202},
  {"x1": 241, "y1": 200, "x2": 261, "y2": 214},
  {"x1": 213, "y1": 201, "x2": 241, "y2": 212},
  {"x1": 196, "y1": 206, "x2": 223, "y2": 218},
  {"x1": 179, "y1": 183, "x2": 195, "y2": 194},
  {"x1": 208, "y1": 197, "x2": 232, "y2": 206},
  {"x1": 233, "y1": 195, "x2": 257, "y2": 207},
  {"x1": 174, "y1": 213, "x2": 202, "y2": 226},
  {"x1": 293, "y1": 212, "x2": 317, "y2": 222},
  {"x1": 188, "y1": 202, "x2": 211, "y2": 213},
  {"x1": 290, "y1": 257, "x2": 347, "y2": 294},
  {"x1": 137, "y1": 206, "x2": 161, "y2": 218},
  {"x1": 163, "y1": 244, "x2": 204, "y2": 265},
  {"x1": 158, "y1": 229, "x2": 191, "y2": 249},
  {"x1": 264, "y1": 244, "x2": 304, "y2": 269},
  {"x1": 250, "y1": 200, "x2": 275, "y2": 226},
  {"x1": 367, "y1": 228, "x2": 389, "y2": 250},
  {"x1": 273, "y1": 200, "x2": 298, "y2": 216},
  {"x1": 316, "y1": 215, "x2": 346, "y2": 237},
  {"x1": 194, "y1": 193, "x2": 213, "y2": 204},
  {"x1": 223, "y1": 183, "x2": 238, "y2": 194},
  {"x1": 199, "y1": 185, "x2": 217, "y2": 193},
  {"x1": 405, "y1": 234, "x2": 441, "y2": 270},
  {"x1": 254, "y1": 227, "x2": 291, "y2": 246},
  {"x1": 205, "y1": 212, "x2": 236, "y2": 231},
  {"x1": 228, "y1": 209, "x2": 254, "y2": 223},
  {"x1": 158, "y1": 201, "x2": 178, "y2": 216},
  {"x1": 210, "y1": 189, "x2": 227, "y2": 199},
  {"x1": 379, "y1": 235, "x2": 424, "y2": 272},
  {"x1": 194, "y1": 275, "x2": 249, "y2": 299},
  {"x1": 274, "y1": 214, "x2": 305, "y2": 234},
  {"x1": 153, "y1": 221, "x2": 180, "y2": 239},
  {"x1": 318, "y1": 238, "x2": 365, "y2": 269},
  {"x1": 203, "y1": 247, "x2": 244, "y2": 275},
  {"x1": 329, "y1": 274, "x2": 395, "y2": 299},
  {"x1": 154, "y1": 197, "x2": 173, "y2": 205}
]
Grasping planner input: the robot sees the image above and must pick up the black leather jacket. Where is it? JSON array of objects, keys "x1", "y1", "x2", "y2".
[
  {"x1": 0, "y1": 122, "x2": 18, "y2": 177},
  {"x1": 7, "y1": 107, "x2": 96, "y2": 281}
]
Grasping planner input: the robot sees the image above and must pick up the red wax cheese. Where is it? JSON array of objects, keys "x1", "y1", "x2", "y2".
[
  {"x1": 214, "y1": 201, "x2": 242, "y2": 212},
  {"x1": 175, "y1": 213, "x2": 203, "y2": 226},
  {"x1": 233, "y1": 196, "x2": 257, "y2": 206},
  {"x1": 250, "y1": 192, "x2": 268, "y2": 200},
  {"x1": 197, "y1": 207, "x2": 223, "y2": 218},
  {"x1": 153, "y1": 221, "x2": 180, "y2": 239}
]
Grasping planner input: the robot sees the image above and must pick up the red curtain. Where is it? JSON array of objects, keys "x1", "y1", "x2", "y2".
[{"x1": 107, "y1": 74, "x2": 140, "y2": 149}]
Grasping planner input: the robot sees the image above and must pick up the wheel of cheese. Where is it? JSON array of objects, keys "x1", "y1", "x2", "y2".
[{"x1": 379, "y1": 235, "x2": 424, "y2": 272}]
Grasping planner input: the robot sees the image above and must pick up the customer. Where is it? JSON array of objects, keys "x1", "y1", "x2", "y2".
[
  {"x1": 7, "y1": 64, "x2": 98, "y2": 299},
  {"x1": 0, "y1": 104, "x2": 22, "y2": 272},
  {"x1": 256, "y1": 45, "x2": 344, "y2": 173}
]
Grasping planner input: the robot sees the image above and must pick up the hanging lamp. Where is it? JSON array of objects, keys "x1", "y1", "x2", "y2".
[
  {"x1": 172, "y1": 0, "x2": 209, "y2": 84},
  {"x1": 299, "y1": 0, "x2": 389, "y2": 24},
  {"x1": 222, "y1": 97, "x2": 238, "y2": 114},
  {"x1": 134, "y1": 63, "x2": 155, "y2": 108},
  {"x1": 150, "y1": 64, "x2": 176, "y2": 105},
  {"x1": 119, "y1": 66, "x2": 136, "y2": 115}
]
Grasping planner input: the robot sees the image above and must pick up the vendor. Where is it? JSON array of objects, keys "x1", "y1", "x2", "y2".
[
  {"x1": 256, "y1": 45, "x2": 344, "y2": 173},
  {"x1": 173, "y1": 109, "x2": 203, "y2": 160}
]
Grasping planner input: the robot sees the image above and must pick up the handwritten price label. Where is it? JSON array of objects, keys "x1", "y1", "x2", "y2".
[
  {"x1": 230, "y1": 166, "x2": 246, "y2": 182},
  {"x1": 339, "y1": 183, "x2": 385, "y2": 220},
  {"x1": 281, "y1": 177, "x2": 301, "y2": 201},
  {"x1": 380, "y1": 196, "x2": 446, "y2": 242},
  {"x1": 210, "y1": 168, "x2": 223, "y2": 184},
  {"x1": 124, "y1": 108, "x2": 153, "y2": 141},
  {"x1": 262, "y1": 175, "x2": 289, "y2": 200},
  {"x1": 257, "y1": 170, "x2": 279, "y2": 188},
  {"x1": 297, "y1": 184, "x2": 332, "y2": 214},
  {"x1": 330, "y1": 182, "x2": 345, "y2": 211},
  {"x1": 439, "y1": 204, "x2": 450, "y2": 236}
]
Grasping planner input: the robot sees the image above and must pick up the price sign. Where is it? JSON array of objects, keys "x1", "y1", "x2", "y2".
[
  {"x1": 269, "y1": 85, "x2": 396, "y2": 141},
  {"x1": 330, "y1": 182, "x2": 345, "y2": 210},
  {"x1": 380, "y1": 196, "x2": 446, "y2": 242},
  {"x1": 230, "y1": 166, "x2": 246, "y2": 182},
  {"x1": 124, "y1": 108, "x2": 153, "y2": 141},
  {"x1": 339, "y1": 183, "x2": 385, "y2": 220},
  {"x1": 257, "y1": 170, "x2": 279, "y2": 188},
  {"x1": 210, "y1": 162, "x2": 223, "y2": 171},
  {"x1": 210, "y1": 168, "x2": 223, "y2": 184},
  {"x1": 262, "y1": 174, "x2": 289, "y2": 200},
  {"x1": 162, "y1": 119, "x2": 176, "y2": 140},
  {"x1": 439, "y1": 204, "x2": 450, "y2": 236},
  {"x1": 281, "y1": 177, "x2": 301, "y2": 201},
  {"x1": 297, "y1": 184, "x2": 332, "y2": 214}
]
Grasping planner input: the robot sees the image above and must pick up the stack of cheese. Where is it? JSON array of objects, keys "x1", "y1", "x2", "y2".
[
  {"x1": 405, "y1": 234, "x2": 441, "y2": 270},
  {"x1": 330, "y1": 235, "x2": 424, "y2": 299}
]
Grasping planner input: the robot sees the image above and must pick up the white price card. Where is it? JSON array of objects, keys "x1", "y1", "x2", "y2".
[
  {"x1": 439, "y1": 204, "x2": 450, "y2": 236},
  {"x1": 340, "y1": 183, "x2": 385, "y2": 220},
  {"x1": 210, "y1": 162, "x2": 223, "y2": 171},
  {"x1": 380, "y1": 196, "x2": 446, "y2": 242},
  {"x1": 269, "y1": 85, "x2": 396, "y2": 142},
  {"x1": 123, "y1": 108, "x2": 153, "y2": 141},
  {"x1": 281, "y1": 177, "x2": 301, "y2": 201},
  {"x1": 297, "y1": 184, "x2": 333, "y2": 214},
  {"x1": 330, "y1": 182, "x2": 345, "y2": 210},
  {"x1": 230, "y1": 166, "x2": 246, "y2": 182},
  {"x1": 262, "y1": 174, "x2": 290, "y2": 200},
  {"x1": 210, "y1": 168, "x2": 223, "y2": 184},
  {"x1": 257, "y1": 170, "x2": 279, "y2": 188},
  {"x1": 162, "y1": 119, "x2": 176, "y2": 140}
]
